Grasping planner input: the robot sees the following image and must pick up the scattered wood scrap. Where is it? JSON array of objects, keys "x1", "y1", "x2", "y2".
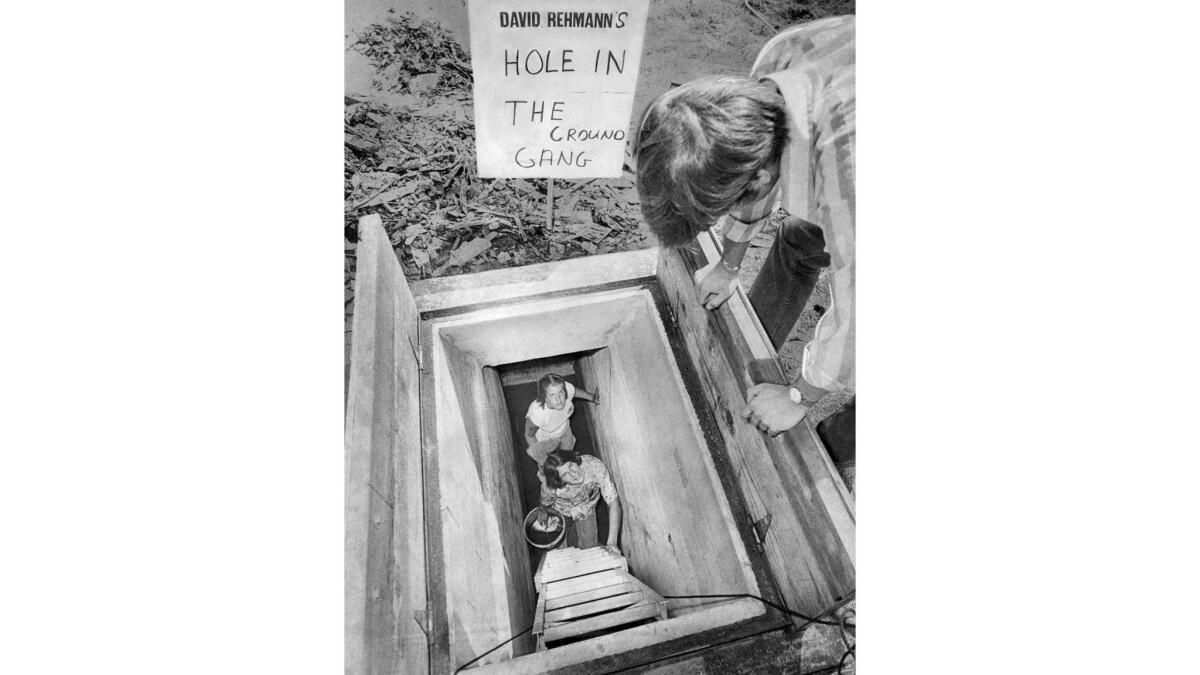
[{"x1": 344, "y1": 12, "x2": 650, "y2": 309}]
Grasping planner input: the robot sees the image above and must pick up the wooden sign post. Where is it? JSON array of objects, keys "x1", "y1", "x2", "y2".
[{"x1": 467, "y1": 0, "x2": 650, "y2": 180}]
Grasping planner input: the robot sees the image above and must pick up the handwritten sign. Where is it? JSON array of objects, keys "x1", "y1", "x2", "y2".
[{"x1": 467, "y1": 0, "x2": 649, "y2": 178}]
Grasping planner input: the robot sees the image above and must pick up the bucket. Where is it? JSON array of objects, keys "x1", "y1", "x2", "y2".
[{"x1": 524, "y1": 507, "x2": 566, "y2": 549}]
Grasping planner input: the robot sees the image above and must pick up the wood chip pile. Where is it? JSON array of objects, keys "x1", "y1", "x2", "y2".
[{"x1": 345, "y1": 12, "x2": 650, "y2": 314}]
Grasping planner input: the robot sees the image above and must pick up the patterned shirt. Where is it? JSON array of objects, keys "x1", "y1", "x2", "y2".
[
  {"x1": 538, "y1": 455, "x2": 618, "y2": 520},
  {"x1": 725, "y1": 17, "x2": 856, "y2": 392}
]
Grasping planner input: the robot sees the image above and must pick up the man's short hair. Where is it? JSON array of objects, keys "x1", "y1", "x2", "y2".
[
  {"x1": 543, "y1": 448, "x2": 582, "y2": 490},
  {"x1": 634, "y1": 77, "x2": 788, "y2": 247}
]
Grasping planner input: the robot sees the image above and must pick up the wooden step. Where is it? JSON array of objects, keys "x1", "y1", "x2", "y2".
[
  {"x1": 532, "y1": 549, "x2": 671, "y2": 651},
  {"x1": 543, "y1": 570, "x2": 625, "y2": 599},
  {"x1": 545, "y1": 580, "x2": 635, "y2": 612},
  {"x1": 538, "y1": 555, "x2": 627, "y2": 584},
  {"x1": 545, "y1": 590, "x2": 644, "y2": 625},
  {"x1": 536, "y1": 548, "x2": 625, "y2": 584},
  {"x1": 543, "y1": 552, "x2": 614, "y2": 569},
  {"x1": 546, "y1": 546, "x2": 613, "y2": 563},
  {"x1": 542, "y1": 601, "x2": 663, "y2": 643}
]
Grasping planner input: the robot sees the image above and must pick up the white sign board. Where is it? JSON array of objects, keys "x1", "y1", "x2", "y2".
[{"x1": 467, "y1": 0, "x2": 650, "y2": 178}]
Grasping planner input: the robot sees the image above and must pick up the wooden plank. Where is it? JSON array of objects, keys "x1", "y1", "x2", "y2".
[
  {"x1": 432, "y1": 334, "x2": 532, "y2": 665},
  {"x1": 792, "y1": 421, "x2": 856, "y2": 560},
  {"x1": 697, "y1": 229, "x2": 855, "y2": 590},
  {"x1": 409, "y1": 247, "x2": 658, "y2": 313},
  {"x1": 537, "y1": 552, "x2": 613, "y2": 587},
  {"x1": 545, "y1": 581, "x2": 635, "y2": 612},
  {"x1": 540, "y1": 555, "x2": 626, "y2": 583},
  {"x1": 533, "y1": 550, "x2": 548, "y2": 587},
  {"x1": 545, "y1": 591, "x2": 644, "y2": 624},
  {"x1": 699, "y1": 233, "x2": 856, "y2": 564},
  {"x1": 545, "y1": 570, "x2": 626, "y2": 599},
  {"x1": 543, "y1": 550, "x2": 617, "y2": 570},
  {"x1": 655, "y1": 238, "x2": 855, "y2": 616},
  {"x1": 439, "y1": 355, "x2": 536, "y2": 657},
  {"x1": 548, "y1": 545, "x2": 612, "y2": 560},
  {"x1": 533, "y1": 596, "x2": 546, "y2": 635},
  {"x1": 547, "y1": 546, "x2": 610, "y2": 564},
  {"x1": 469, "y1": 598, "x2": 774, "y2": 674},
  {"x1": 542, "y1": 602, "x2": 662, "y2": 643},
  {"x1": 345, "y1": 214, "x2": 427, "y2": 675},
  {"x1": 419, "y1": 320, "x2": 451, "y2": 674}
]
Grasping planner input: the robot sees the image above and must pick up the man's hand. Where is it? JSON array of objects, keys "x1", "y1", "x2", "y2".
[
  {"x1": 535, "y1": 507, "x2": 550, "y2": 529},
  {"x1": 603, "y1": 544, "x2": 621, "y2": 557},
  {"x1": 693, "y1": 260, "x2": 738, "y2": 310},
  {"x1": 741, "y1": 383, "x2": 807, "y2": 436}
]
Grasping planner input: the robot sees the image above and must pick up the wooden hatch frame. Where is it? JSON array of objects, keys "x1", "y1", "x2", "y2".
[{"x1": 346, "y1": 215, "x2": 855, "y2": 673}]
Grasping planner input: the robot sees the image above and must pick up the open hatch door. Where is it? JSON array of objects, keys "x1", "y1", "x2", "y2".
[{"x1": 346, "y1": 214, "x2": 428, "y2": 674}]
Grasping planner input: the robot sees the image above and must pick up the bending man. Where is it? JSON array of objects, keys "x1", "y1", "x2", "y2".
[{"x1": 633, "y1": 16, "x2": 855, "y2": 487}]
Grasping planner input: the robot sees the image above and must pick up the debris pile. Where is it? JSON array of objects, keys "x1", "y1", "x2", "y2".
[{"x1": 344, "y1": 12, "x2": 649, "y2": 311}]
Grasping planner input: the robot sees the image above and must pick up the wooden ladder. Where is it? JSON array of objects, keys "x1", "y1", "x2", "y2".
[{"x1": 531, "y1": 546, "x2": 669, "y2": 651}]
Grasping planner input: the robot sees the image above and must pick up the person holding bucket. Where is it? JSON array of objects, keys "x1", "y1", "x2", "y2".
[{"x1": 535, "y1": 449, "x2": 622, "y2": 554}]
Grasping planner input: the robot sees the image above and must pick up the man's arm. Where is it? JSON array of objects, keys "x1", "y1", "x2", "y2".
[
  {"x1": 695, "y1": 237, "x2": 751, "y2": 310},
  {"x1": 740, "y1": 358, "x2": 826, "y2": 436},
  {"x1": 741, "y1": 381, "x2": 822, "y2": 436}
]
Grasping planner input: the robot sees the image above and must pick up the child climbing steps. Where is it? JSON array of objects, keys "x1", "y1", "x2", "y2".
[{"x1": 525, "y1": 373, "x2": 599, "y2": 464}]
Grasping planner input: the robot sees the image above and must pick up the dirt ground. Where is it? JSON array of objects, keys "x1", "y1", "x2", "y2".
[{"x1": 344, "y1": 1, "x2": 855, "y2": 670}]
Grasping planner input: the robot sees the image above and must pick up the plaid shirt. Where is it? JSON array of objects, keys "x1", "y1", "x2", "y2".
[{"x1": 727, "y1": 17, "x2": 856, "y2": 392}]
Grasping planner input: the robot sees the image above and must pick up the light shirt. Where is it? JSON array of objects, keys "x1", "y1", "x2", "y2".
[
  {"x1": 526, "y1": 381, "x2": 576, "y2": 440},
  {"x1": 723, "y1": 16, "x2": 856, "y2": 392}
]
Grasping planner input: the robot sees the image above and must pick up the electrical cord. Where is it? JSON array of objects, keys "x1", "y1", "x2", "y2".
[
  {"x1": 452, "y1": 624, "x2": 533, "y2": 674},
  {"x1": 835, "y1": 609, "x2": 856, "y2": 675},
  {"x1": 660, "y1": 593, "x2": 856, "y2": 674},
  {"x1": 661, "y1": 592, "x2": 842, "y2": 628},
  {"x1": 836, "y1": 645, "x2": 855, "y2": 674},
  {"x1": 452, "y1": 592, "x2": 855, "y2": 672},
  {"x1": 839, "y1": 610, "x2": 855, "y2": 650}
]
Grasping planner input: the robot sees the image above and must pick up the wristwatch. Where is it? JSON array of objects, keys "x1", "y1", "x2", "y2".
[{"x1": 788, "y1": 387, "x2": 817, "y2": 408}]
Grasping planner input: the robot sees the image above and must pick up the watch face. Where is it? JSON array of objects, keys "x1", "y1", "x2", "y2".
[{"x1": 789, "y1": 387, "x2": 803, "y2": 405}]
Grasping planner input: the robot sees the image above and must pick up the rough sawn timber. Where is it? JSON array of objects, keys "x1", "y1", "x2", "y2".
[
  {"x1": 654, "y1": 234, "x2": 855, "y2": 617},
  {"x1": 345, "y1": 214, "x2": 428, "y2": 674}
]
